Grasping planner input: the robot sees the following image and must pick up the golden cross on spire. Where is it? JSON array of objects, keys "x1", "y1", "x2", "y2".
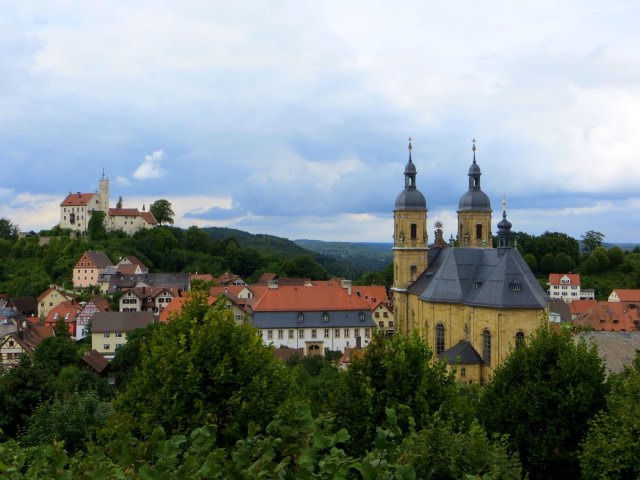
[
  {"x1": 408, "y1": 137, "x2": 413, "y2": 151},
  {"x1": 472, "y1": 138, "x2": 476, "y2": 152}
]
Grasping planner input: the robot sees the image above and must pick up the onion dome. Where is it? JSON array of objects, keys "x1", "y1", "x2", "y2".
[
  {"x1": 395, "y1": 140, "x2": 427, "y2": 210},
  {"x1": 458, "y1": 140, "x2": 491, "y2": 212}
]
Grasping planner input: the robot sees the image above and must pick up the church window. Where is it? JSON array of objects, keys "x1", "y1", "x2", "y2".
[
  {"x1": 410, "y1": 223, "x2": 417, "y2": 240},
  {"x1": 460, "y1": 367, "x2": 466, "y2": 378},
  {"x1": 436, "y1": 323, "x2": 445, "y2": 354},
  {"x1": 476, "y1": 224, "x2": 482, "y2": 240},
  {"x1": 515, "y1": 331, "x2": 525, "y2": 349},
  {"x1": 483, "y1": 329, "x2": 492, "y2": 365}
]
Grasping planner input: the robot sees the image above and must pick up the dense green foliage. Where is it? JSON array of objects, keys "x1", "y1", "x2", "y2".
[
  {"x1": 479, "y1": 327, "x2": 609, "y2": 480},
  {"x1": 149, "y1": 199, "x2": 175, "y2": 226}
]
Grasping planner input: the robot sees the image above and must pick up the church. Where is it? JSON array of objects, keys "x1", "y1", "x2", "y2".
[{"x1": 391, "y1": 141, "x2": 548, "y2": 383}]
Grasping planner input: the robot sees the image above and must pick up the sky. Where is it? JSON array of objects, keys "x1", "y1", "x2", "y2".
[{"x1": 2, "y1": 1, "x2": 640, "y2": 243}]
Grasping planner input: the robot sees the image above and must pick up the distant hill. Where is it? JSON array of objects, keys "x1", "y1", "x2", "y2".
[
  {"x1": 295, "y1": 239, "x2": 392, "y2": 273},
  {"x1": 200, "y1": 227, "x2": 378, "y2": 279}
]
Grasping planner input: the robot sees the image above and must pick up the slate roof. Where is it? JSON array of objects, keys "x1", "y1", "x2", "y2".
[
  {"x1": 408, "y1": 247, "x2": 548, "y2": 309},
  {"x1": 576, "y1": 331, "x2": 640, "y2": 373},
  {"x1": 92, "y1": 311, "x2": 155, "y2": 333},
  {"x1": 549, "y1": 299, "x2": 572, "y2": 323},
  {"x1": 438, "y1": 340, "x2": 484, "y2": 365}
]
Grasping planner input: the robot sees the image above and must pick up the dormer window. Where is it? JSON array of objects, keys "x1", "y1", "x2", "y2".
[
  {"x1": 297, "y1": 313, "x2": 304, "y2": 323},
  {"x1": 510, "y1": 282, "x2": 522, "y2": 292},
  {"x1": 475, "y1": 281, "x2": 483, "y2": 289},
  {"x1": 322, "y1": 312, "x2": 329, "y2": 322},
  {"x1": 358, "y1": 312, "x2": 366, "y2": 322}
]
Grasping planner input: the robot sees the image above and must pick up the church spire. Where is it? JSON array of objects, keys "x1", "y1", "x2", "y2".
[{"x1": 497, "y1": 195, "x2": 513, "y2": 249}]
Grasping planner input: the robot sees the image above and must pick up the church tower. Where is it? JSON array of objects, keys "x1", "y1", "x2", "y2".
[
  {"x1": 98, "y1": 170, "x2": 110, "y2": 213},
  {"x1": 457, "y1": 141, "x2": 492, "y2": 247},
  {"x1": 392, "y1": 140, "x2": 428, "y2": 333}
]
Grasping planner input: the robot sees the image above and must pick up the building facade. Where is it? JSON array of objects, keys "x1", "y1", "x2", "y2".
[{"x1": 392, "y1": 142, "x2": 549, "y2": 383}]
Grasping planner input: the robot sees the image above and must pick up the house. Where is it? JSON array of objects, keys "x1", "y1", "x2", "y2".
[
  {"x1": 573, "y1": 302, "x2": 640, "y2": 332},
  {"x1": 119, "y1": 286, "x2": 181, "y2": 313},
  {"x1": 549, "y1": 298, "x2": 572, "y2": 324},
  {"x1": 75, "y1": 297, "x2": 111, "y2": 340},
  {"x1": 100, "y1": 272, "x2": 191, "y2": 296},
  {"x1": 44, "y1": 300, "x2": 83, "y2": 336},
  {"x1": 608, "y1": 289, "x2": 640, "y2": 303},
  {"x1": 391, "y1": 142, "x2": 549, "y2": 384},
  {"x1": 249, "y1": 283, "x2": 377, "y2": 356},
  {"x1": 91, "y1": 311, "x2": 155, "y2": 359},
  {"x1": 37, "y1": 286, "x2": 75, "y2": 319},
  {"x1": 73, "y1": 250, "x2": 113, "y2": 289},
  {"x1": 0, "y1": 308, "x2": 25, "y2": 338},
  {"x1": 80, "y1": 349, "x2": 112, "y2": 380},
  {"x1": 548, "y1": 274, "x2": 583, "y2": 302},
  {"x1": 106, "y1": 208, "x2": 157, "y2": 235},
  {"x1": 214, "y1": 273, "x2": 246, "y2": 286},
  {"x1": 59, "y1": 174, "x2": 109, "y2": 234},
  {"x1": 7, "y1": 297, "x2": 38, "y2": 317},
  {"x1": 0, "y1": 324, "x2": 54, "y2": 369}
]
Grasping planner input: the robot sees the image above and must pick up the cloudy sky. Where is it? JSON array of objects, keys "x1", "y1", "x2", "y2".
[{"x1": 1, "y1": 1, "x2": 640, "y2": 243}]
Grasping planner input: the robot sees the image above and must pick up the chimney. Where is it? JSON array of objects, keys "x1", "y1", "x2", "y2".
[{"x1": 341, "y1": 279, "x2": 352, "y2": 296}]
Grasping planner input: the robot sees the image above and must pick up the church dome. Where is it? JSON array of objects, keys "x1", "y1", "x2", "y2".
[
  {"x1": 458, "y1": 189, "x2": 491, "y2": 212},
  {"x1": 404, "y1": 160, "x2": 417, "y2": 175},
  {"x1": 395, "y1": 188, "x2": 427, "y2": 210},
  {"x1": 468, "y1": 162, "x2": 481, "y2": 176}
]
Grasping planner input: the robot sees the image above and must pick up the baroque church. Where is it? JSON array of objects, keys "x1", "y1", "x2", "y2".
[{"x1": 391, "y1": 141, "x2": 548, "y2": 383}]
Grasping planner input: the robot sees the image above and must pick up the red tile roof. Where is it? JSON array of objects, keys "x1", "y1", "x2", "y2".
[
  {"x1": 140, "y1": 211, "x2": 158, "y2": 225},
  {"x1": 549, "y1": 273, "x2": 581, "y2": 285},
  {"x1": 192, "y1": 274, "x2": 215, "y2": 282},
  {"x1": 610, "y1": 289, "x2": 640, "y2": 302},
  {"x1": 251, "y1": 285, "x2": 373, "y2": 312},
  {"x1": 574, "y1": 302, "x2": 640, "y2": 332},
  {"x1": 36, "y1": 286, "x2": 74, "y2": 303},
  {"x1": 61, "y1": 192, "x2": 95, "y2": 206},
  {"x1": 569, "y1": 299, "x2": 598, "y2": 316}
]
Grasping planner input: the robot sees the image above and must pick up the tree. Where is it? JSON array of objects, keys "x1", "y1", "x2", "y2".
[
  {"x1": 478, "y1": 327, "x2": 609, "y2": 480},
  {"x1": 87, "y1": 210, "x2": 107, "y2": 240},
  {"x1": 109, "y1": 295, "x2": 293, "y2": 446},
  {"x1": 0, "y1": 218, "x2": 19, "y2": 239},
  {"x1": 580, "y1": 353, "x2": 640, "y2": 479},
  {"x1": 581, "y1": 230, "x2": 605, "y2": 254},
  {"x1": 553, "y1": 252, "x2": 576, "y2": 273},
  {"x1": 592, "y1": 246, "x2": 610, "y2": 271},
  {"x1": 523, "y1": 253, "x2": 538, "y2": 272},
  {"x1": 149, "y1": 199, "x2": 175, "y2": 226},
  {"x1": 539, "y1": 252, "x2": 555, "y2": 274},
  {"x1": 607, "y1": 246, "x2": 625, "y2": 268},
  {"x1": 116, "y1": 196, "x2": 123, "y2": 209}
]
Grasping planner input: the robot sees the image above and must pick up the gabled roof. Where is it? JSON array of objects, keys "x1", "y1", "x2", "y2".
[
  {"x1": 9, "y1": 297, "x2": 37, "y2": 315},
  {"x1": 3, "y1": 324, "x2": 54, "y2": 354},
  {"x1": 140, "y1": 211, "x2": 158, "y2": 225},
  {"x1": 81, "y1": 349, "x2": 110, "y2": 374},
  {"x1": 610, "y1": 289, "x2": 640, "y2": 302},
  {"x1": 191, "y1": 273, "x2": 215, "y2": 282},
  {"x1": 36, "y1": 286, "x2": 75, "y2": 302},
  {"x1": 61, "y1": 192, "x2": 95, "y2": 207},
  {"x1": 108, "y1": 208, "x2": 141, "y2": 217},
  {"x1": 76, "y1": 250, "x2": 112, "y2": 270},
  {"x1": 92, "y1": 311, "x2": 155, "y2": 333},
  {"x1": 549, "y1": 299, "x2": 572, "y2": 323},
  {"x1": 438, "y1": 340, "x2": 483, "y2": 365},
  {"x1": 409, "y1": 247, "x2": 548, "y2": 309},
  {"x1": 549, "y1": 273, "x2": 581, "y2": 285},
  {"x1": 273, "y1": 346, "x2": 304, "y2": 362}
]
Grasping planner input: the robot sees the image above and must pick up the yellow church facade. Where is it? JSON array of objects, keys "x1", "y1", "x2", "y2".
[{"x1": 391, "y1": 142, "x2": 548, "y2": 384}]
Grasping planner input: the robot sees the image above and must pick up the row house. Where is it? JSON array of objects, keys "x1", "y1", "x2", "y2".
[
  {"x1": 120, "y1": 286, "x2": 182, "y2": 313},
  {"x1": 91, "y1": 311, "x2": 155, "y2": 359},
  {"x1": 73, "y1": 250, "x2": 113, "y2": 289}
]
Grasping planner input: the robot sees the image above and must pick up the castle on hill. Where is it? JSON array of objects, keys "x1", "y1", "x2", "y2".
[
  {"x1": 59, "y1": 173, "x2": 157, "y2": 235},
  {"x1": 392, "y1": 141, "x2": 549, "y2": 383}
]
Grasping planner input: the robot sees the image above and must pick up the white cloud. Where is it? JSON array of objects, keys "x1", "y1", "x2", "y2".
[
  {"x1": 115, "y1": 175, "x2": 131, "y2": 186},
  {"x1": 132, "y1": 150, "x2": 167, "y2": 180}
]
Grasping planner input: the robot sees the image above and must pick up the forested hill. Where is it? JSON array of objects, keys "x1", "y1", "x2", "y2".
[
  {"x1": 295, "y1": 239, "x2": 392, "y2": 273},
  {"x1": 199, "y1": 227, "x2": 377, "y2": 279}
]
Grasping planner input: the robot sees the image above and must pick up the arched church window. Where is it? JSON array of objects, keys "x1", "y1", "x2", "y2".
[
  {"x1": 410, "y1": 223, "x2": 417, "y2": 240},
  {"x1": 436, "y1": 323, "x2": 445, "y2": 354},
  {"x1": 515, "y1": 331, "x2": 525, "y2": 349},
  {"x1": 483, "y1": 329, "x2": 492, "y2": 365},
  {"x1": 476, "y1": 223, "x2": 482, "y2": 240}
]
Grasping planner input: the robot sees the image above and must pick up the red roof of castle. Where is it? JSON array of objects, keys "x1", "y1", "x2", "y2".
[{"x1": 61, "y1": 192, "x2": 95, "y2": 206}]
